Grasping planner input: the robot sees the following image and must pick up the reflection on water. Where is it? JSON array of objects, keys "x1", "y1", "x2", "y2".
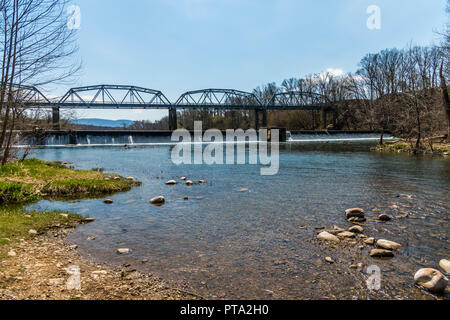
[{"x1": 27, "y1": 141, "x2": 449, "y2": 300}]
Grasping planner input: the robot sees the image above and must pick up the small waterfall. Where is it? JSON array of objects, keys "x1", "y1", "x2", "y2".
[{"x1": 12, "y1": 131, "x2": 393, "y2": 148}]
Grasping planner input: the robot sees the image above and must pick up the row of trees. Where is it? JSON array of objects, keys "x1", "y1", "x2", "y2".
[
  {"x1": 166, "y1": 3, "x2": 450, "y2": 148},
  {"x1": 170, "y1": 41, "x2": 449, "y2": 148}
]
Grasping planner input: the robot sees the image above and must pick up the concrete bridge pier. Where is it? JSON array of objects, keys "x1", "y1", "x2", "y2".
[
  {"x1": 321, "y1": 108, "x2": 338, "y2": 129},
  {"x1": 262, "y1": 110, "x2": 267, "y2": 128},
  {"x1": 168, "y1": 107, "x2": 178, "y2": 131},
  {"x1": 322, "y1": 108, "x2": 327, "y2": 129},
  {"x1": 254, "y1": 109, "x2": 267, "y2": 130},
  {"x1": 254, "y1": 109, "x2": 259, "y2": 129},
  {"x1": 52, "y1": 107, "x2": 60, "y2": 131}
]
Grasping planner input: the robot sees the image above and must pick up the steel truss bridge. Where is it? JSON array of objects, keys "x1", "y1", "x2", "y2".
[{"x1": 13, "y1": 85, "x2": 337, "y2": 130}]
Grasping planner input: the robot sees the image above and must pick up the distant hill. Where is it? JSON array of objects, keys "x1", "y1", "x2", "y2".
[{"x1": 70, "y1": 118, "x2": 134, "y2": 128}]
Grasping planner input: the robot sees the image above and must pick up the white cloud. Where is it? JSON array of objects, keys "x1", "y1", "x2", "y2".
[{"x1": 320, "y1": 68, "x2": 345, "y2": 78}]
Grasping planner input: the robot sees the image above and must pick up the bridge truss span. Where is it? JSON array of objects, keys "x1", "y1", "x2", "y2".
[
  {"x1": 175, "y1": 89, "x2": 263, "y2": 110},
  {"x1": 268, "y1": 91, "x2": 329, "y2": 110},
  {"x1": 11, "y1": 84, "x2": 51, "y2": 105},
  {"x1": 57, "y1": 85, "x2": 172, "y2": 109},
  {"x1": 14, "y1": 84, "x2": 339, "y2": 130}
]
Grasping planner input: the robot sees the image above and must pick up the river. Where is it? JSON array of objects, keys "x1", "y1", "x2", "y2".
[{"x1": 25, "y1": 135, "x2": 450, "y2": 300}]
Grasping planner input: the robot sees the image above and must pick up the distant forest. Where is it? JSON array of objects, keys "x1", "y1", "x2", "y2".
[{"x1": 130, "y1": 42, "x2": 449, "y2": 145}]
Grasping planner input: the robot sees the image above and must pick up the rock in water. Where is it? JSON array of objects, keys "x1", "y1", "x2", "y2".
[
  {"x1": 364, "y1": 238, "x2": 375, "y2": 245},
  {"x1": 180, "y1": 177, "x2": 187, "y2": 181},
  {"x1": 345, "y1": 208, "x2": 365, "y2": 219},
  {"x1": 186, "y1": 180, "x2": 194, "y2": 186},
  {"x1": 414, "y1": 268, "x2": 448, "y2": 293},
  {"x1": 349, "y1": 226, "x2": 364, "y2": 234},
  {"x1": 378, "y1": 214, "x2": 392, "y2": 221},
  {"x1": 370, "y1": 249, "x2": 394, "y2": 258},
  {"x1": 439, "y1": 259, "x2": 450, "y2": 274},
  {"x1": 104, "y1": 199, "x2": 113, "y2": 204},
  {"x1": 348, "y1": 217, "x2": 366, "y2": 223},
  {"x1": 150, "y1": 196, "x2": 165, "y2": 206},
  {"x1": 337, "y1": 231, "x2": 356, "y2": 239},
  {"x1": 376, "y1": 239, "x2": 402, "y2": 250},
  {"x1": 165, "y1": 180, "x2": 177, "y2": 185},
  {"x1": 117, "y1": 248, "x2": 132, "y2": 254},
  {"x1": 325, "y1": 257, "x2": 334, "y2": 264},
  {"x1": 317, "y1": 231, "x2": 340, "y2": 243}
]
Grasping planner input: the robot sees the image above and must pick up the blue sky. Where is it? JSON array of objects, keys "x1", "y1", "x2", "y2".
[{"x1": 55, "y1": 0, "x2": 448, "y2": 121}]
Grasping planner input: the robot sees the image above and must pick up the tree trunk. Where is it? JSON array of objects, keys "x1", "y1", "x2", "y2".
[
  {"x1": 440, "y1": 62, "x2": 450, "y2": 136},
  {"x1": 379, "y1": 131, "x2": 384, "y2": 145}
]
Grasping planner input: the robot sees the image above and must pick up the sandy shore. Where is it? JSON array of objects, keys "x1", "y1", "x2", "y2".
[{"x1": 0, "y1": 226, "x2": 199, "y2": 300}]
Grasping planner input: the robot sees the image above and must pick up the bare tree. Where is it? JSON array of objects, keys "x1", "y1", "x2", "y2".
[{"x1": 0, "y1": 0, "x2": 80, "y2": 164}]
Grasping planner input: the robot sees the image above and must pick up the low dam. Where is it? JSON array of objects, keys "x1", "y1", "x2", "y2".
[{"x1": 14, "y1": 130, "x2": 391, "y2": 147}]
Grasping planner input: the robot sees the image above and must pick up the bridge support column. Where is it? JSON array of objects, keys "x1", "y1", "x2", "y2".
[
  {"x1": 254, "y1": 110, "x2": 260, "y2": 130},
  {"x1": 169, "y1": 108, "x2": 178, "y2": 131},
  {"x1": 262, "y1": 110, "x2": 267, "y2": 128},
  {"x1": 332, "y1": 109, "x2": 337, "y2": 128},
  {"x1": 52, "y1": 107, "x2": 60, "y2": 131},
  {"x1": 322, "y1": 108, "x2": 327, "y2": 129}
]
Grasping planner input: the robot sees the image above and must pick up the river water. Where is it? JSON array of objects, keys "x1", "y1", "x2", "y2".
[{"x1": 26, "y1": 136, "x2": 450, "y2": 300}]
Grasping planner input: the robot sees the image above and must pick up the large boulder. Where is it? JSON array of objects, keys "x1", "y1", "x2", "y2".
[
  {"x1": 376, "y1": 239, "x2": 402, "y2": 250},
  {"x1": 345, "y1": 208, "x2": 365, "y2": 219},
  {"x1": 337, "y1": 231, "x2": 356, "y2": 239},
  {"x1": 439, "y1": 259, "x2": 450, "y2": 274},
  {"x1": 414, "y1": 268, "x2": 448, "y2": 293},
  {"x1": 370, "y1": 249, "x2": 394, "y2": 258},
  {"x1": 317, "y1": 231, "x2": 340, "y2": 243},
  {"x1": 378, "y1": 214, "x2": 392, "y2": 221},
  {"x1": 150, "y1": 196, "x2": 165, "y2": 206},
  {"x1": 349, "y1": 226, "x2": 364, "y2": 234}
]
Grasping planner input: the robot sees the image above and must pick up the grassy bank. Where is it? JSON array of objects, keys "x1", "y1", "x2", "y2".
[
  {"x1": 0, "y1": 206, "x2": 83, "y2": 248},
  {"x1": 0, "y1": 159, "x2": 140, "y2": 204},
  {"x1": 377, "y1": 140, "x2": 450, "y2": 155},
  {"x1": 0, "y1": 159, "x2": 140, "y2": 248}
]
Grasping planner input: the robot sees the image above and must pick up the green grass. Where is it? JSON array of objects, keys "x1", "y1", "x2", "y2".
[
  {"x1": 0, "y1": 206, "x2": 83, "y2": 245},
  {"x1": 0, "y1": 159, "x2": 140, "y2": 253},
  {"x1": 0, "y1": 181, "x2": 38, "y2": 204},
  {"x1": 0, "y1": 158, "x2": 140, "y2": 204},
  {"x1": 0, "y1": 206, "x2": 83, "y2": 259}
]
